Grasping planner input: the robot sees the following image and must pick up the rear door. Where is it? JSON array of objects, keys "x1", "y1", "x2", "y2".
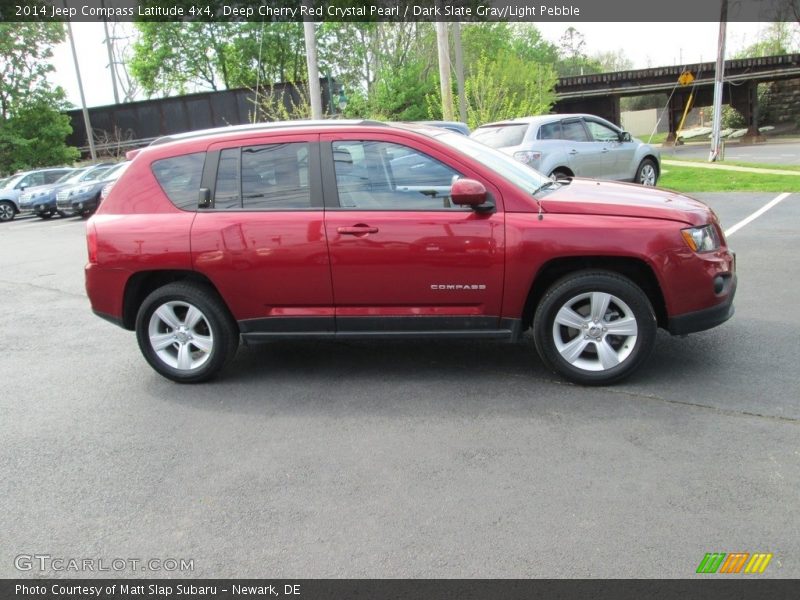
[
  {"x1": 321, "y1": 132, "x2": 507, "y2": 336},
  {"x1": 190, "y1": 133, "x2": 335, "y2": 336}
]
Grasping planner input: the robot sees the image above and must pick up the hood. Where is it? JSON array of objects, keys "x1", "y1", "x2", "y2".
[{"x1": 540, "y1": 178, "x2": 712, "y2": 226}]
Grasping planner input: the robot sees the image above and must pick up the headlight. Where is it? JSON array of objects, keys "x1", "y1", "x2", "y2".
[
  {"x1": 681, "y1": 225, "x2": 720, "y2": 253},
  {"x1": 74, "y1": 185, "x2": 92, "y2": 195},
  {"x1": 513, "y1": 151, "x2": 542, "y2": 165}
]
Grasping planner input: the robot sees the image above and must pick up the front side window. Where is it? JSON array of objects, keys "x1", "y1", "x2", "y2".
[
  {"x1": 585, "y1": 120, "x2": 620, "y2": 143},
  {"x1": 332, "y1": 140, "x2": 465, "y2": 210}
]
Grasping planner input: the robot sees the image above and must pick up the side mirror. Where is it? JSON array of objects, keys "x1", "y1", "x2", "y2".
[
  {"x1": 620, "y1": 131, "x2": 632, "y2": 142},
  {"x1": 451, "y1": 178, "x2": 487, "y2": 207}
]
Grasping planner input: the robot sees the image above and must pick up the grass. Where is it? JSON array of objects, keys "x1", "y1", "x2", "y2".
[
  {"x1": 661, "y1": 156, "x2": 800, "y2": 172},
  {"x1": 659, "y1": 165, "x2": 800, "y2": 193},
  {"x1": 635, "y1": 132, "x2": 669, "y2": 145}
]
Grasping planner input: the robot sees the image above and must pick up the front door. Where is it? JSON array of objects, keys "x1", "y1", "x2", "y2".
[{"x1": 321, "y1": 133, "x2": 506, "y2": 336}]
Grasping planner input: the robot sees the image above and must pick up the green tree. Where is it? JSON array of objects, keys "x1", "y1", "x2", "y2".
[
  {"x1": 0, "y1": 23, "x2": 79, "y2": 175},
  {"x1": 130, "y1": 22, "x2": 306, "y2": 97},
  {"x1": 464, "y1": 51, "x2": 557, "y2": 129},
  {"x1": 556, "y1": 27, "x2": 602, "y2": 77}
]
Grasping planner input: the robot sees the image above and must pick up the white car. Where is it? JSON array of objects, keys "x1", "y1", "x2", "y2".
[{"x1": 470, "y1": 114, "x2": 661, "y2": 186}]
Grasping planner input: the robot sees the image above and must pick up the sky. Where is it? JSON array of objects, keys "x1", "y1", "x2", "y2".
[{"x1": 49, "y1": 21, "x2": 778, "y2": 109}]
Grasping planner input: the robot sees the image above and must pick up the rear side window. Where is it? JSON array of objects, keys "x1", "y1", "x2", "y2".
[
  {"x1": 44, "y1": 170, "x2": 71, "y2": 184},
  {"x1": 561, "y1": 120, "x2": 590, "y2": 142},
  {"x1": 212, "y1": 143, "x2": 311, "y2": 210},
  {"x1": 152, "y1": 152, "x2": 205, "y2": 210},
  {"x1": 538, "y1": 122, "x2": 562, "y2": 140},
  {"x1": 471, "y1": 124, "x2": 529, "y2": 148}
]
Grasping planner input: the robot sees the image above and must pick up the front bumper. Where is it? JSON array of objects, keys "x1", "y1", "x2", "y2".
[{"x1": 667, "y1": 273, "x2": 737, "y2": 335}]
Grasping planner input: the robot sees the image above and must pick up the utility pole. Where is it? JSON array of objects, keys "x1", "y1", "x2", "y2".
[
  {"x1": 435, "y1": 21, "x2": 454, "y2": 121},
  {"x1": 452, "y1": 22, "x2": 467, "y2": 124},
  {"x1": 303, "y1": 20, "x2": 322, "y2": 120},
  {"x1": 64, "y1": 1, "x2": 97, "y2": 160},
  {"x1": 100, "y1": 0, "x2": 119, "y2": 104},
  {"x1": 709, "y1": 0, "x2": 727, "y2": 162}
]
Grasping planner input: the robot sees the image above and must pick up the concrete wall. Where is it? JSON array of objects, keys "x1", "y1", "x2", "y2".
[
  {"x1": 767, "y1": 77, "x2": 800, "y2": 128},
  {"x1": 620, "y1": 108, "x2": 669, "y2": 136}
]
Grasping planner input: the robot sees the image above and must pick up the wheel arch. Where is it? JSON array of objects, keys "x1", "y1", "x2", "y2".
[
  {"x1": 521, "y1": 256, "x2": 668, "y2": 331},
  {"x1": 121, "y1": 270, "x2": 231, "y2": 331}
]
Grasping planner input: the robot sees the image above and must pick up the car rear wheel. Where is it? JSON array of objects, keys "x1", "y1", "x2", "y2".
[
  {"x1": 0, "y1": 201, "x2": 15, "y2": 222},
  {"x1": 135, "y1": 282, "x2": 239, "y2": 383},
  {"x1": 550, "y1": 168, "x2": 573, "y2": 182},
  {"x1": 636, "y1": 159, "x2": 658, "y2": 186},
  {"x1": 533, "y1": 270, "x2": 657, "y2": 385}
]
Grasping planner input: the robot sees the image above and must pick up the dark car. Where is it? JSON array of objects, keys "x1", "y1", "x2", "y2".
[
  {"x1": 85, "y1": 120, "x2": 735, "y2": 385},
  {"x1": 55, "y1": 164, "x2": 115, "y2": 216},
  {"x1": 58, "y1": 161, "x2": 129, "y2": 217}
]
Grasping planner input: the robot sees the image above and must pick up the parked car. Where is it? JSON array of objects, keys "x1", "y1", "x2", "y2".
[
  {"x1": 85, "y1": 121, "x2": 734, "y2": 385},
  {"x1": 56, "y1": 161, "x2": 129, "y2": 218},
  {"x1": 410, "y1": 121, "x2": 471, "y2": 135},
  {"x1": 54, "y1": 164, "x2": 115, "y2": 216},
  {"x1": 470, "y1": 114, "x2": 661, "y2": 186},
  {"x1": 18, "y1": 168, "x2": 85, "y2": 219},
  {"x1": 0, "y1": 167, "x2": 75, "y2": 221}
]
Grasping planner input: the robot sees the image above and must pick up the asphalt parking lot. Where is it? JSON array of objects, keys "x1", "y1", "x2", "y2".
[{"x1": 1, "y1": 191, "x2": 798, "y2": 578}]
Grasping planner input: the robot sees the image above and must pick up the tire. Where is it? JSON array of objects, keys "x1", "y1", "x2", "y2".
[
  {"x1": 0, "y1": 201, "x2": 15, "y2": 222},
  {"x1": 135, "y1": 282, "x2": 239, "y2": 383},
  {"x1": 636, "y1": 158, "x2": 658, "y2": 186},
  {"x1": 550, "y1": 169, "x2": 573, "y2": 182},
  {"x1": 37, "y1": 212, "x2": 53, "y2": 220},
  {"x1": 57, "y1": 211, "x2": 67, "y2": 218},
  {"x1": 533, "y1": 270, "x2": 657, "y2": 385}
]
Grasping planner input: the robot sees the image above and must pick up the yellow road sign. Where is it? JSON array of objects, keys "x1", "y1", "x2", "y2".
[{"x1": 679, "y1": 71, "x2": 695, "y2": 86}]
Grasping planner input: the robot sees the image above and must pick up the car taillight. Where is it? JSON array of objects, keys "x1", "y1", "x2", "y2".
[{"x1": 86, "y1": 221, "x2": 98, "y2": 264}]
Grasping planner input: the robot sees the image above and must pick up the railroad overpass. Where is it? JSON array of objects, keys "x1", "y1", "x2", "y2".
[
  {"x1": 65, "y1": 54, "x2": 800, "y2": 154},
  {"x1": 553, "y1": 54, "x2": 800, "y2": 143}
]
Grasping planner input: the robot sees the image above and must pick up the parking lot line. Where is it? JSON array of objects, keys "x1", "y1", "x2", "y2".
[
  {"x1": 724, "y1": 193, "x2": 791, "y2": 237},
  {"x1": 50, "y1": 220, "x2": 83, "y2": 229}
]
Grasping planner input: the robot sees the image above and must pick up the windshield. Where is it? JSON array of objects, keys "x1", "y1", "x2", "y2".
[
  {"x1": 81, "y1": 166, "x2": 112, "y2": 183},
  {"x1": 61, "y1": 168, "x2": 91, "y2": 185},
  {"x1": 470, "y1": 123, "x2": 530, "y2": 149},
  {"x1": 436, "y1": 132, "x2": 548, "y2": 195},
  {"x1": 101, "y1": 162, "x2": 128, "y2": 181},
  {"x1": 3, "y1": 173, "x2": 27, "y2": 189},
  {"x1": 55, "y1": 170, "x2": 78, "y2": 184}
]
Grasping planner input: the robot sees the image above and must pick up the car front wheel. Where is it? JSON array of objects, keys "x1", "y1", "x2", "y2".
[
  {"x1": 533, "y1": 270, "x2": 657, "y2": 385},
  {"x1": 135, "y1": 282, "x2": 239, "y2": 383},
  {"x1": 0, "y1": 201, "x2": 15, "y2": 222},
  {"x1": 636, "y1": 159, "x2": 658, "y2": 186}
]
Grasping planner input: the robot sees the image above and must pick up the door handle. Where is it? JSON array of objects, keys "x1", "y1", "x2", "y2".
[
  {"x1": 601, "y1": 148, "x2": 610, "y2": 153},
  {"x1": 569, "y1": 149, "x2": 578, "y2": 155},
  {"x1": 337, "y1": 225, "x2": 379, "y2": 235}
]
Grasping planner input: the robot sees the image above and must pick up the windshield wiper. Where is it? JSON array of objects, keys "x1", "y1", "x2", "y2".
[{"x1": 531, "y1": 179, "x2": 562, "y2": 221}]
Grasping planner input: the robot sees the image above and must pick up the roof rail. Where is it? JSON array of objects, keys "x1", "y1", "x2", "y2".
[{"x1": 149, "y1": 119, "x2": 388, "y2": 147}]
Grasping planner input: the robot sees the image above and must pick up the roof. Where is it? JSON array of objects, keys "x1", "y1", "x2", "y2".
[
  {"x1": 149, "y1": 119, "x2": 388, "y2": 147},
  {"x1": 475, "y1": 114, "x2": 600, "y2": 128}
]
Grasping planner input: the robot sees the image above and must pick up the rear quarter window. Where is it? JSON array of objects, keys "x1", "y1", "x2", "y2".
[
  {"x1": 151, "y1": 152, "x2": 205, "y2": 210},
  {"x1": 471, "y1": 124, "x2": 529, "y2": 148}
]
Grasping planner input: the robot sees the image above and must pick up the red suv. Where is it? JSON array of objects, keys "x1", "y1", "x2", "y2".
[{"x1": 85, "y1": 121, "x2": 735, "y2": 385}]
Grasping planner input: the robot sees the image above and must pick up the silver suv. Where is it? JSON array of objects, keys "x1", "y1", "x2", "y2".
[{"x1": 470, "y1": 114, "x2": 660, "y2": 186}]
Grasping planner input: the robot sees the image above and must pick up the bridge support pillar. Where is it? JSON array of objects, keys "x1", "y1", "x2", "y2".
[
  {"x1": 664, "y1": 91, "x2": 698, "y2": 146},
  {"x1": 731, "y1": 81, "x2": 766, "y2": 143}
]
